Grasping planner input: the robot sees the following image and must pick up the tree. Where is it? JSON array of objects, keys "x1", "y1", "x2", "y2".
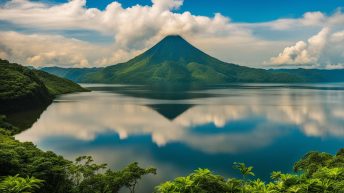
[
  {"x1": 156, "y1": 168, "x2": 229, "y2": 193},
  {"x1": 69, "y1": 157, "x2": 156, "y2": 193},
  {"x1": 233, "y1": 162, "x2": 255, "y2": 180},
  {"x1": 116, "y1": 162, "x2": 157, "y2": 193},
  {"x1": 0, "y1": 175, "x2": 44, "y2": 193}
]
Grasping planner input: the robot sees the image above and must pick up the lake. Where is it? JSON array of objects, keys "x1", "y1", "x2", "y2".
[{"x1": 15, "y1": 83, "x2": 344, "y2": 193}]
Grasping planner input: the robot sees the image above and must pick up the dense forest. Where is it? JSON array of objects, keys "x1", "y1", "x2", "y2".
[{"x1": 0, "y1": 59, "x2": 87, "y2": 113}]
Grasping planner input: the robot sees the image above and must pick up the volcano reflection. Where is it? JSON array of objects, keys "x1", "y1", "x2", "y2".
[{"x1": 15, "y1": 84, "x2": 344, "y2": 192}]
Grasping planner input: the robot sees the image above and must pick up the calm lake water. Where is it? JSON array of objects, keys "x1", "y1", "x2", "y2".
[{"x1": 15, "y1": 83, "x2": 344, "y2": 193}]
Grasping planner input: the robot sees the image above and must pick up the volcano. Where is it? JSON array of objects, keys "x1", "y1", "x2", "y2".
[{"x1": 81, "y1": 35, "x2": 301, "y2": 84}]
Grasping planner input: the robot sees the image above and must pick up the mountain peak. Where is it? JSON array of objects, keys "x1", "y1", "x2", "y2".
[
  {"x1": 156, "y1": 35, "x2": 191, "y2": 47},
  {"x1": 161, "y1": 34, "x2": 185, "y2": 40},
  {"x1": 139, "y1": 35, "x2": 213, "y2": 64}
]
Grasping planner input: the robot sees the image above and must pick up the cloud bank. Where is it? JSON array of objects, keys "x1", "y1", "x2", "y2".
[
  {"x1": 267, "y1": 27, "x2": 344, "y2": 68},
  {"x1": 0, "y1": 0, "x2": 343, "y2": 68}
]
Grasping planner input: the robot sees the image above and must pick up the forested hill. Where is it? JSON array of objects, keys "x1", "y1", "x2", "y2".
[{"x1": 0, "y1": 59, "x2": 87, "y2": 112}]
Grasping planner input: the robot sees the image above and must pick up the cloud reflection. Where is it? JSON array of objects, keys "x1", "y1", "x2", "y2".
[{"x1": 16, "y1": 87, "x2": 344, "y2": 154}]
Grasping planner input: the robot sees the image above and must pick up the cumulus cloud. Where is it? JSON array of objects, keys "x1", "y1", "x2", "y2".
[
  {"x1": 0, "y1": 0, "x2": 239, "y2": 48},
  {"x1": 0, "y1": 0, "x2": 249, "y2": 67},
  {"x1": 0, "y1": 0, "x2": 343, "y2": 68},
  {"x1": 267, "y1": 27, "x2": 344, "y2": 68},
  {"x1": 267, "y1": 28, "x2": 330, "y2": 66},
  {"x1": 0, "y1": 31, "x2": 142, "y2": 67}
]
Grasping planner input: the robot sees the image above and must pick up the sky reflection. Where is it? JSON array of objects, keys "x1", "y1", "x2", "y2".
[{"x1": 15, "y1": 84, "x2": 344, "y2": 192}]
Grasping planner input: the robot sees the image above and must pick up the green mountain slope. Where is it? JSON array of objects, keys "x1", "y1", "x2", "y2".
[
  {"x1": 80, "y1": 35, "x2": 303, "y2": 84},
  {"x1": 34, "y1": 70, "x2": 87, "y2": 95},
  {"x1": 40, "y1": 66, "x2": 102, "y2": 82},
  {"x1": 0, "y1": 59, "x2": 87, "y2": 112}
]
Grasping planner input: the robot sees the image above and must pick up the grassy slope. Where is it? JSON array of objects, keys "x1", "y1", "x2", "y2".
[{"x1": 0, "y1": 59, "x2": 87, "y2": 112}]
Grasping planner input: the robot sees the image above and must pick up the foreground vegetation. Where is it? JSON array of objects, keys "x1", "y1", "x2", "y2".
[
  {"x1": 0, "y1": 115, "x2": 343, "y2": 193},
  {"x1": 156, "y1": 151, "x2": 344, "y2": 193},
  {"x1": 0, "y1": 126, "x2": 156, "y2": 193}
]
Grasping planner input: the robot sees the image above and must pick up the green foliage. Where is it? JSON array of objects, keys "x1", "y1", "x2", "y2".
[
  {"x1": 68, "y1": 156, "x2": 156, "y2": 193},
  {"x1": 293, "y1": 151, "x2": 344, "y2": 177},
  {"x1": 233, "y1": 162, "x2": 255, "y2": 180},
  {"x1": 0, "y1": 175, "x2": 44, "y2": 193},
  {"x1": 0, "y1": 59, "x2": 86, "y2": 113},
  {"x1": 156, "y1": 149, "x2": 344, "y2": 193},
  {"x1": 156, "y1": 168, "x2": 229, "y2": 193},
  {"x1": 0, "y1": 133, "x2": 156, "y2": 193},
  {"x1": 0, "y1": 59, "x2": 51, "y2": 112},
  {"x1": 0, "y1": 125, "x2": 343, "y2": 193},
  {"x1": 34, "y1": 70, "x2": 87, "y2": 96},
  {"x1": 0, "y1": 115, "x2": 19, "y2": 135},
  {"x1": 117, "y1": 162, "x2": 157, "y2": 193},
  {"x1": 0, "y1": 134, "x2": 72, "y2": 193}
]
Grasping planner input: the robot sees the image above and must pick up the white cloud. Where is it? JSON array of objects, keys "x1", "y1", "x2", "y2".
[
  {"x1": 152, "y1": 0, "x2": 183, "y2": 10},
  {"x1": 267, "y1": 27, "x2": 344, "y2": 68},
  {"x1": 0, "y1": 0, "x2": 239, "y2": 48},
  {"x1": 267, "y1": 28, "x2": 330, "y2": 66},
  {"x1": 0, "y1": 0, "x2": 343, "y2": 68},
  {"x1": 0, "y1": 31, "x2": 141, "y2": 67},
  {"x1": 254, "y1": 10, "x2": 342, "y2": 31}
]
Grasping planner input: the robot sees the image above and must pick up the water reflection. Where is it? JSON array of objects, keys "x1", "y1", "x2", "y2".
[
  {"x1": 15, "y1": 84, "x2": 344, "y2": 192},
  {"x1": 6, "y1": 106, "x2": 47, "y2": 130}
]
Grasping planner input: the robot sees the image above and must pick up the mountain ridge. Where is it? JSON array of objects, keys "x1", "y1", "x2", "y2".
[{"x1": 40, "y1": 35, "x2": 344, "y2": 84}]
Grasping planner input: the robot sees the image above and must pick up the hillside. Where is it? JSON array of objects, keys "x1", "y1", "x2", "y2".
[
  {"x1": 34, "y1": 70, "x2": 88, "y2": 95},
  {"x1": 0, "y1": 59, "x2": 87, "y2": 112},
  {"x1": 40, "y1": 66, "x2": 102, "y2": 82},
  {"x1": 79, "y1": 35, "x2": 303, "y2": 84}
]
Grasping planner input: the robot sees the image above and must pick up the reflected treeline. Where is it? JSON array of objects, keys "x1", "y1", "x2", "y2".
[{"x1": 5, "y1": 105, "x2": 48, "y2": 131}]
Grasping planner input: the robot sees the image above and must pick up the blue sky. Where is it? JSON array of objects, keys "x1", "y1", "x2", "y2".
[
  {"x1": 40, "y1": 0, "x2": 344, "y2": 22},
  {"x1": 0, "y1": 0, "x2": 343, "y2": 68}
]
